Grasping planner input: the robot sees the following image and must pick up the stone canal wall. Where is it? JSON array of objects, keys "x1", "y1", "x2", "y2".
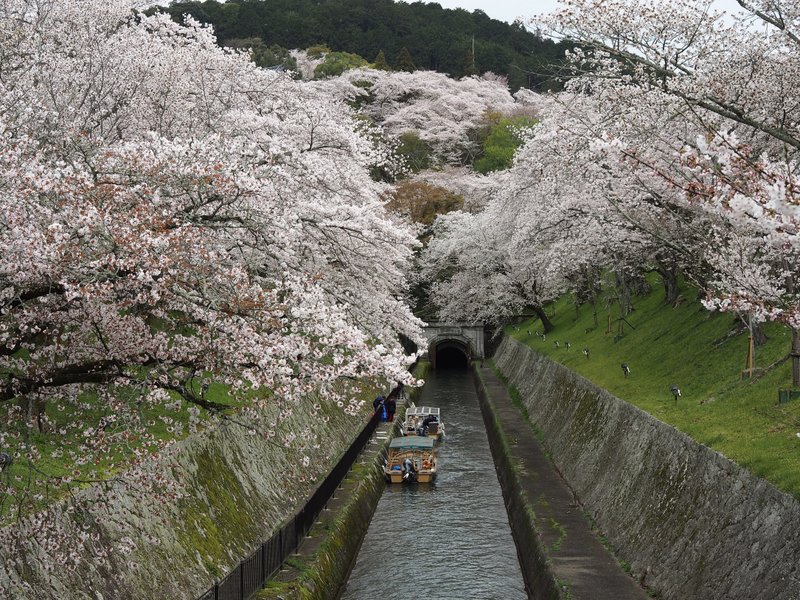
[
  {"x1": 493, "y1": 336, "x2": 800, "y2": 600},
  {"x1": 473, "y1": 369, "x2": 562, "y2": 600},
  {"x1": 0, "y1": 401, "x2": 365, "y2": 600}
]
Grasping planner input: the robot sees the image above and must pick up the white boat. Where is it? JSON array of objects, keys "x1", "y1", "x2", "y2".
[{"x1": 402, "y1": 405, "x2": 444, "y2": 442}]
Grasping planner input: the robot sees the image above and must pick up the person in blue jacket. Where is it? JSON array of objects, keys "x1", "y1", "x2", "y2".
[{"x1": 373, "y1": 395, "x2": 385, "y2": 420}]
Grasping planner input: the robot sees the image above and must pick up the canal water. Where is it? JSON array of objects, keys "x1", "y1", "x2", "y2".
[{"x1": 340, "y1": 366, "x2": 527, "y2": 600}]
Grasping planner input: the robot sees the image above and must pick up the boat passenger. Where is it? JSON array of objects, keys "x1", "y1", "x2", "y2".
[
  {"x1": 418, "y1": 414, "x2": 438, "y2": 435},
  {"x1": 402, "y1": 457, "x2": 416, "y2": 481},
  {"x1": 422, "y1": 414, "x2": 438, "y2": 428}
]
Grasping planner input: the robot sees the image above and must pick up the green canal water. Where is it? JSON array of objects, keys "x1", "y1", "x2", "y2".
[{"x1": 341, "y1": 367, "x2": 527, "y2": 600}]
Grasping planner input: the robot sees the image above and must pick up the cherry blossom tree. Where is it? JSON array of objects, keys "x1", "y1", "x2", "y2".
[
  {"x1": 413, "y1": 167, "x2": 506, "y2": 212},
  {"x1": 0, "y1": 0, "x2": 423, "y2": 539},
  {"x1": 541, "y1": 0, "x2": 800, "y2": 380},
  {"x1": 289, "y1": 48, "x2": 324, "y2": 79},
  {"x1": 314, "y1": 68, "x2": 519, "y2": 166},
  {"x1": 419, "y1": 79, "x2": 738, "y2": 347}
]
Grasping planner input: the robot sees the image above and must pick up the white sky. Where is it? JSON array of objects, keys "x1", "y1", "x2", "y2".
[{"x1": 429, "y1": 0, "x2": 745, "y2": 26}]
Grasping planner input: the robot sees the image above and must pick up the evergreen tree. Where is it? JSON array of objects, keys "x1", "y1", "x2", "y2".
[
  {"x1": 395, "y1": 46, "x2": 416, "y2": 72},
  {"x1": 158, "y1": 0, "x2": 573, "y2": 92},
  {"x1": 461, "y1": 49, "x2": 477, "y2": 77},
  {"x1": 314, "y1": 51, "x2": 368, "y2": 78},
  {"x1": 373, "y1": 49, "x2": 391, "y2": 70}
]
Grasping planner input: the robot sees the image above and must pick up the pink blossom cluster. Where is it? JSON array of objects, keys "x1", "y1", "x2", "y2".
[{"x1": 0, "y1": 0, "x2": 423, "y2": 572}]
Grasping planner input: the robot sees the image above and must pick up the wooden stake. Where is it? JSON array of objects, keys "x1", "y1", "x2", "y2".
[{"x1": 745, "y1": 335, "x2": 754, "y2": 378}]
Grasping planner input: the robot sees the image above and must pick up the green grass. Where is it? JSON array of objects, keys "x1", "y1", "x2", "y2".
[
  {"x1": 0, "y1": 380, "x2": 236, "y2": 521},
  {"x1": 557, "y1": 577, "x2": 574, "y2": 600},
  {"x1": 0, "y1": 371, "x2": 386, "y2": 523},
  {"x1": 506, "y1": 275, "x2": 800, "y2": 498},
  {"x1": 549, "y1": 517, "x2": 567, "y2": 552}
]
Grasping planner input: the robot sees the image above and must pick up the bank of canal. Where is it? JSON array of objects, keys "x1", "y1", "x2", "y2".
[
  {"x1": 341, "y1": 366, "x2": 527, "y2": 600},
  {"x1": 257, "y1": 359, "x2": 647, "y2": 600}
]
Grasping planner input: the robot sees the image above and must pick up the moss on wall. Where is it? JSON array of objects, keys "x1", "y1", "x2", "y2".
[{"x1": 253, "y1": 454, "x2": 388, "y2": 600}]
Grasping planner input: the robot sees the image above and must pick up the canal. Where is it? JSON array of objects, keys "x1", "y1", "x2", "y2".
[{"x1": 340, "y1": 365, "x2": 527, "y2": 600}]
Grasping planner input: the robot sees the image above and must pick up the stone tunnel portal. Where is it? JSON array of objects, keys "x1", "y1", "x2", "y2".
[
  {"x1": 422, "y1": 324, "x2": 485, "y2": 369},
  {"x1": 430, "y1": 339, "x2": 471, "y2": 369}
]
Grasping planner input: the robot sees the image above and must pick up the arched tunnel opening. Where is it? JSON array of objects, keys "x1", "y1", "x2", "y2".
[{"x1": 432, "y1": 341, "x2": 470, "y2": 369}]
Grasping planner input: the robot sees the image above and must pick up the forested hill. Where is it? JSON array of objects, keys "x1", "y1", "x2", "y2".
[{"x1": 160, "y1": 0, "x2": 571, "y2": 91}]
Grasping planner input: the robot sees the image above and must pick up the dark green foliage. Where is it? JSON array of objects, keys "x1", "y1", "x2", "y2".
[
  {"x1": 226, "y1": 39, "x2": 298, "y2": 72},
  {"x1": 395, "y1": 132, "x2": 432, "y2": 173},
  {"x1": 474, "y1": 114, "x2": 539, "y2": 174},
  {"x1": 158, "y1": 0, "x2": 573, "y2": 92},
  {"x1": 314, "y1": 51, "x2": 368, "y2": 78},
  {"x1": 306, "y1": 44, "x2": 331, "y2": 59},
  {"x1": 372, "y1": 49, "x2": 391, "y2": 71},
  {"x1": 394, "y1": 46, "x2": 416, "y2": 72}
]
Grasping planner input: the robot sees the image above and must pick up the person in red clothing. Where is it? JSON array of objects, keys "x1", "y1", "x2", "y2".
[{"x1": 385, "y1": 392, "x2": 397, "y2": 422}]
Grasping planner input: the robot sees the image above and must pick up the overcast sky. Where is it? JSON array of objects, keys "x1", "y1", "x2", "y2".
[
  {"x1": 430, "y1": 0, "x2": 559, "y2": 25},
  {"x1": 429, "y1": 0, "x2": 745, "y2": 26}
]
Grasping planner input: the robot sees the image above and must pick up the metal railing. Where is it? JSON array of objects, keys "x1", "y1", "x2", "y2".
[{"x1": 196, "y1": 409, "x2": 381, "y2": 600}]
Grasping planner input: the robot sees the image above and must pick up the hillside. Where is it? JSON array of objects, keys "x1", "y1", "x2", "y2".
[
  {"x1": 506, "y1": 275, "x2": 800, "y2": 498},
  {"x1": 160, "y1": 0, "x2": 571, "y2": 90}
]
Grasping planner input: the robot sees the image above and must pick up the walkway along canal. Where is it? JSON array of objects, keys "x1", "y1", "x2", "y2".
[
  {"x1": 254, "y1": 355, "x2": 649, "y2": 600},
  {"x1": 252, "y1": 338, "x2": 785, "y2": 600},
  {"x1": 341, "y1": 365, "x2": 527, "y2": 600}
]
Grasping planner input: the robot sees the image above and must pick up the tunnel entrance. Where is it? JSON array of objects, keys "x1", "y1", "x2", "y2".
[
  {"x1": 430, "y1": 340, "x2": 470, "y2": 369},
  {"x1": 422, "y1": 324, "x2": 485, "y2": 369}
]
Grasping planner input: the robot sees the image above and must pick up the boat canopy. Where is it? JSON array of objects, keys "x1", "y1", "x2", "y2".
[
  {"x1": 405, "y1": 406, "x2": 440, "y2": 418},
  {"x1": 389, "y1": 435, "x2": 435, "y2": 450}
]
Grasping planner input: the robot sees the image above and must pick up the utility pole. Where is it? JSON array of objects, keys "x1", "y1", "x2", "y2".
[{"x1": 472, "y1": 34, "x2": 476, "y2": 72}]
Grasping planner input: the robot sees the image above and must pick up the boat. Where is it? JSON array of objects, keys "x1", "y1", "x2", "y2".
[
  {"x1": 384, "y1": 435, "x2": 437, "y2": 483},
  {"x1": 402, "y1": 405, "x2": 445, "y2": 441}
]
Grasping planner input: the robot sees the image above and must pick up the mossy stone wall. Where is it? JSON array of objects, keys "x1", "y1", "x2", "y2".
[
  {"x1": 472, "y1": 367, "x2": 562, "y2": 600},
  {"x1": 0, "y1": 403, "x2": 365, "y2": 600},
  {"x1": 494, "y1": 337, "x2": 800, "y2": 600}
]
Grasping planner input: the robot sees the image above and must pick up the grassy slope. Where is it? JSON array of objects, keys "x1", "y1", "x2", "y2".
[
  {"x1": 507, "y1": 276, "x2": 800, "y2": 498},
  {"x1": 0, "y1": 381, "x2": 236, "y2": 521},
  {"x1": 2, "y1": 375, "x2": 382, "y2": 522}
]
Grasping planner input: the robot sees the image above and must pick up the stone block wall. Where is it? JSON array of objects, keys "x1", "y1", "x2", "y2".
[
  {"x1": 494, "y1": 337, "x2": 800, "y2": 600},
  {"x1": 0, "y1": 402, "x2": 364, "y2": 600}
]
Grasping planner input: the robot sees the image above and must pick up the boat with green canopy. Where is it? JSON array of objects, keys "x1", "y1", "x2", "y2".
[{"x1": 384, "y1": 435, "x2": 437, "y2": 484}]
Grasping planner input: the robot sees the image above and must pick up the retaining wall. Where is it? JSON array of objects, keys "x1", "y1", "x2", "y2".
[
  {"x1": 473, "y1": 367, "x2": 562, "y2": 600},
  {"x1": 494, "y1": 337, "x2": 800, "y2": 600},
  {"x1": 0, "y1": 401, "x2": 365, "y2": 600}
]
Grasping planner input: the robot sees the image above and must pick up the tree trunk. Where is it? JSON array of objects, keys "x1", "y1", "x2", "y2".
[
  {"x1": 660, "y1": 266, "x2": 679, "y2": 305},
  {"x1": 26, "y1": 397, "x2": 45, "y2": 432},
  {"x1": 793, "y1": 328, "x2": 800, "y2": 387},
  {"x1": 616, "y1": 271, "x2": 632, "y2": 316},
  {"x1": 533, "y1": 305, "x2": 554, "y2": 333},
  {"x1": 752, "y1": 322, "x2": 768, "y2": 347}
]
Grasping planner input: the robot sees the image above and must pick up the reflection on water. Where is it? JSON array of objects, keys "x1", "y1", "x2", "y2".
[{"x1": 340, "y1": 368, "x2": 527, "y2": 600}]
